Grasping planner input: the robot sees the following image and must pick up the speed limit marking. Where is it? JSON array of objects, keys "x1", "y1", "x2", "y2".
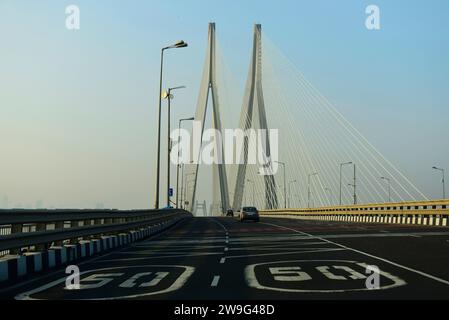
[
  {"x1": 15, "y1": 265, "x2": 195, "y2": 300},
  {"x1": 245, "y1": 260, "x2": 406, "y2": 293}
]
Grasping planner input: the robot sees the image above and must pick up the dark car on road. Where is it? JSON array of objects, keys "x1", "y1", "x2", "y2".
[
  {"x1": 226, "y1": 209, "x2": 234, "y2": 217},
  {"x1": 239, "y1": 207, "x2": 259, "y2": 222}
]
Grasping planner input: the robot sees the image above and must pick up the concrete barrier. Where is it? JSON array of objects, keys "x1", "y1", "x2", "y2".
[{"x1": 0, "y1": 216, "x2": 185, "y2": 284}]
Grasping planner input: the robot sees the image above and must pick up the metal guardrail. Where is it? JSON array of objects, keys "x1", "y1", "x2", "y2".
[
  {"x1": 0, "y1": 209, "x2": 191, "y2": 257},
  {"x1": 260, "y1": 200, "x2": 449, "y2": 226}
]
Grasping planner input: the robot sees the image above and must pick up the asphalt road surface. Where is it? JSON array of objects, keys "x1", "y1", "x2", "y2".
[{"x1": 2, "y1": 216, "x2": 449, "y2": 300}]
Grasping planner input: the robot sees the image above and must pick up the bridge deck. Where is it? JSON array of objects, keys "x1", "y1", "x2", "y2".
[{"x1": 1, "y1": 217, "x2": 449, "y2": 300}]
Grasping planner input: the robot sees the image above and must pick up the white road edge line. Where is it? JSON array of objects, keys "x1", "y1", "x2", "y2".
[{"x1": 261, "y1": 222, "x2": 449, "y2": 286}]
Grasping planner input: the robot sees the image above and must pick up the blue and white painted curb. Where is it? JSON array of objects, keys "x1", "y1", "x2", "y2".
[{"x1": 0, "y1": 217, "x2": 184, "y2": 284}]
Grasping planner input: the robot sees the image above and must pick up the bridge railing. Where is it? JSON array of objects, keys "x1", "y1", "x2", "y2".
[
  {"x1": 0, "y1": 209, "x2": 190, "y2": 257},
  {"x1": 260, "y1": 200, "x2": 449, "y2": 227}
]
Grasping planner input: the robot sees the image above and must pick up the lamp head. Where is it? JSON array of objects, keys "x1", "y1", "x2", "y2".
[{"x1": 173, "y1": 40, "x2": 188, "y2": 48}]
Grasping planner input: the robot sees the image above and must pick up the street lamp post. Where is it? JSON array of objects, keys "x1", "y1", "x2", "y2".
[
  {"x1": 432, "y1": 166, "x2": 446, "y2": 199},
  {"x1": 274, "y1": 161, "x2": 287, "y2": 209},
  {"x1": 176, "y1": 117, "x2": 194, "y2": 208},
  {"x1": 339, "y1": 162, "x2": 353, "y2": 205},
  {"x1": 288, "y1": 180, "x2": 297, "y2": 208},
  {"x1": 180, "y1": 163, "x2": 185, "y2": 209},
  {"x1": 154, "y1": 40, "x2": 188, "y2": 209},
  {"x1": 380, "y1": 176, "x2": 391, "y2": 202},
  {"x1": 353, "y1": 163, "x2": 357, "y2": 205},
  {"x1": 164, "y1": 86, "x2": 186, "y2": 208},
  {"x1": 180, "y1": 161, "x2": 193, "y2": 209},
  {"x1": 308, "y1": 172, "x2": 318, "y2": 208},
  {"x1": 347, "y1": 181, "x2": 357, "y2": 205}
]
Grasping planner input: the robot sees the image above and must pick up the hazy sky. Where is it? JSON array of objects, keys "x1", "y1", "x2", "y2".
[{"x1": 0, "y1": 0, "x2": 448, "y2": 209}]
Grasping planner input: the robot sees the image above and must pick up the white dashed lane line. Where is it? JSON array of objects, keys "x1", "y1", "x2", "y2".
[
  {"x1": 209, "y1": 218, "x2": 230, "y2": 265},
  {"x1": 211, "y1": 275, "x2": 220, "y2": 287}
]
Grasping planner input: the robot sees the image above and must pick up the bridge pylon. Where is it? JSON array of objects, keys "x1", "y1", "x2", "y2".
[
  {"x1": 232, "y1": 24, "x2": 279, "y2": 211},
  {"x1": 188, "y1": 23, "x2": 230, "y2": 214}
]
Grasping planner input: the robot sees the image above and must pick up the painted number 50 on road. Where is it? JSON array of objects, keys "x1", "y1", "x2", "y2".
[{"x1": 245, "y1": 260, "x2": 406, "y2": 293}]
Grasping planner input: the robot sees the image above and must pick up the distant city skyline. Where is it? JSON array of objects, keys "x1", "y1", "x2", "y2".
[{"x1": 0, "y1": 194, "x2": 105, "y2": 210}]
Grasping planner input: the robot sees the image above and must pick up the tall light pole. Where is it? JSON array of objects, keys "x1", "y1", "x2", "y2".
[
  {"x1": 163, "y1": 86, "x2": 186, "y2": 208},
  {"x1": 154, "y1": 40, "x2": 188, "y2": 209},
  {"x1": 288, "y1": 180, "x2": 297, "y2": 208},
  {"x1": 348, "y1": 180, "x2": 357, "y2": 205},
  {"x1": 247, "y1": 179, "x2": 255, "y2": 204},
  {"x1": 353, "y1": 163, "x2": 357, "y2": 205},
  {"x1": 175, "y1": 117, "x2": 194, "y2": 208},
  {"x1": 432, "y1": 166, "x2": 446, "y2": 199},
  {"x1": 274, "y1": 161, "x2": 286, "y2": 208},
  {"x1": 180, "y1": 163, "x2": 185, "y2": 209},
  {"x1": 339, "y1": 162, "x2": 353, "y2": 205},
  {"x1": 380, "y1": 176, "x2": 391, "y2": 202},
  {"x1": 180, "y1": 161, "x2": 193, "y2": 209},
  {"x1": 308, "y1": 172, "x2": 318, "y2": 208}
]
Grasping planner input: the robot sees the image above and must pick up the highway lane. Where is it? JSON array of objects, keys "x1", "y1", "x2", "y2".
[{"x1": 1, "y1": 216, "x2": 449, "y2": 300}]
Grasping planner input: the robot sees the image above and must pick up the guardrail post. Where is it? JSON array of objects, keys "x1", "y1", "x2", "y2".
[
  {"x1": 54, "y1": 221, "x2": 64, "y2": 246},
  {"x1": 10, "y1": 223, "x2": 23, "y2": 255},
  {"x1": 83, "y1": 219, "x2": 92, "y2": 240},
  {"x1": 70, "y1": 220, "x2": 79, "y2": 244},
  {"x1": 35, "y1": 223, "x2": 48, "y2": 251},
  {"x1": 102, "y1": 218, "x2": 113, "y2": 236}
]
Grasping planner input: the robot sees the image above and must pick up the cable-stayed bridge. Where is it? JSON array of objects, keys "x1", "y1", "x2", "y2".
[
  {"x1": 182, "y1": 23, "x2": 429, "y2": 216},
  {"x1": 0, "y1": 23, "x2": 448, "y2": 301}
]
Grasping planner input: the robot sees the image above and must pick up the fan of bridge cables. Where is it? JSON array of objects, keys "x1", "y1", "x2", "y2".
[{"x1": 211, "y1": 33, "x2": 428, "y2": 211}]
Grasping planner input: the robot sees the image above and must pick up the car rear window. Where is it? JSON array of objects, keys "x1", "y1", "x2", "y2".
[{"x1": 243, "y1": 207, "x2": 257, "y2": 211}]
